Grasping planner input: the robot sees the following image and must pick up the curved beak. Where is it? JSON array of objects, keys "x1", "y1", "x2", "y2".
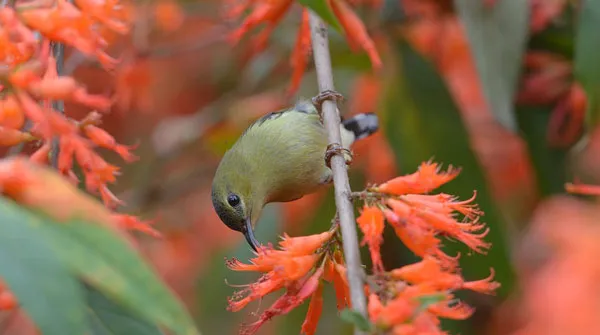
[{"x1": 242, "y1": 217, "x2": 260, "y2": 252}]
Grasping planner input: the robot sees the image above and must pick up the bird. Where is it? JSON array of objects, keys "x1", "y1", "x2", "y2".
[{"x1": 211, "y1": 92, "x2": 379, "y2": 251}]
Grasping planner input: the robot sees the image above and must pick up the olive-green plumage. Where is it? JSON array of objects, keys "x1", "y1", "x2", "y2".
[{"x1": 211, "y1": 100, "x2": 378, "y2": 250}]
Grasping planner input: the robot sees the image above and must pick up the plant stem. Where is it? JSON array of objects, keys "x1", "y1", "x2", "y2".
[
  {"x1": 308, "y1": 11, "x2": 368, "y2": 332},
  {"x1": 50, "y1": 41, "x2": 65, "y2": 168}
]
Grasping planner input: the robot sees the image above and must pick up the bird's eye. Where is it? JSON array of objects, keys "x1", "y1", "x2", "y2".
[{"x1": 227, "y1": 194, "x2": 241, "y2": 207}]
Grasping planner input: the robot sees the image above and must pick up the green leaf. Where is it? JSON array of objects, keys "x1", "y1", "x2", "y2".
[
  {"x1": 86, "y1": 284, "x2": 165, "y2": 335},
  {"x1": 298, "y1": 0, "x2": 342, "y2": 32},
  {"x1": 382, "y1": 38, "x2": 516, "y2": 297},
  {"x1": 339, "y1": 308, "x2": 373, "y2": 332},
  {"x1": 38, "y1": 220, "x2": 200, "y2": 335},
  {"x1": 574, "y1": 0, "x2": 600, "y2": 128},
  {"x1": 454, "y1": 0, "x2": 530, "y2": 131},
  {"x1": 516, "y1": 105, "x2": 569, "y2": 196},
  {"x1": 0, "y1": 198, "x2": 87, "y2": 335}
]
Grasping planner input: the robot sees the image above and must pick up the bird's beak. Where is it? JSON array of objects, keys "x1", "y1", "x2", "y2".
[{"x1": 242, "y1": 217, "x2": 260, "y2": 252}]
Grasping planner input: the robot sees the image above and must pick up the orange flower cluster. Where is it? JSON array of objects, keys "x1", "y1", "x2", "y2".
[
  {"x1": 226, "y1": 230, "x2": 350, "y2": 335},
  {"x1": 16, "y1": 0, "x2": 132, "y2": 69},
  {"x1": 0, "y1": 0, "x2": 140, "y2": 210},
  {"x1": 223, "y1": 0, "x2": 382, "y2": 95},
  {"x1": 226, "y1": 161, "x2": 499, "y2": 334},
  {"x1": 367, "y1": 256, "x2": 498, "y2": 334},
  {"x1": 352, "y1": 161, "x2": 499, "y2": 333}
]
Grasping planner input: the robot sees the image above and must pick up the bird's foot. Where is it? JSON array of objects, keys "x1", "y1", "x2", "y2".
[
  {"x1": 312, "y1": 90, "x2": 344, "y2": 115},
  {"x1": 325, "y1": 143, "x2": 353, "y2": 168}
]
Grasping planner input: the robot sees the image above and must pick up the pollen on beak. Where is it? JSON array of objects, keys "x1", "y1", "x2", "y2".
[{"x1": 242, "y1": 217, "x2": 260, "y2": 252}]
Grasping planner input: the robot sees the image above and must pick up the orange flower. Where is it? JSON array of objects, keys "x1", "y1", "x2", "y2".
[
  {"x1": 26, "y1": 57, "x2": 112, "y2": 111},
  {"x1": 17, "y1": 0, "x2": 124, "y2": 69},
  {"x1": 376, "y1": 162, "x2": 460, "y2": 195},
  {"x1": 279, "y1": 230, "x2": 334, "y2": 254},
  {"x1": 84, "y1": 124, "x2": 138, "y2": 162},
  {"x1": 153, "y1": 0, "x2": 185, "y2": 32},
  {"x1": 288, "y1": 8, "x2": 311, "y2": 96},
  {"x1": 225, "y1": 0, "x2": 382, "y2": 96},
  {"x1": 0, "y1": 95, "x2": 25, "y2": 130},
  {"x1": 391, "y1": 256, "x2": 500, "y2": 295},
  {"x1": 227, "y1": 230, "x2": 339, "y2": 334},
  {"x1": 240, "y1": 267, "x2": 325, "y2": 335},
  {"x1": 565, "y1": 182, "x2": 600, "y2": 196},
  {"x1": 0, "y1": 126, "x2": 35, "y2": 146},
  {"x1": 356, "y1": 205, "x2": 385, "y2": 272},
  {"x1": 301, "y1": 281, "x2": 324, "y2": 335},
  {"x1": 30, "y1": 143, "x2": 51, "y2": 165},
  {"x1": 328, "y1": 0, "x2": 381, "y2": 70},
  {"x1": 112, "y1": 214, "x2": 161, "y2": 237},
  {"x1": 383, "y1": 184, "x2": 490, "y2": 257}
]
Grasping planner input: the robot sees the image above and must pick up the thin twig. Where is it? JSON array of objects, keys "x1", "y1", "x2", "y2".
[
  {"x1": 308, "y1": 11, "x2": 368, "y2": 331},
  {"x1": 50, "y1": 41, "x2": 65, "y2": 168}
]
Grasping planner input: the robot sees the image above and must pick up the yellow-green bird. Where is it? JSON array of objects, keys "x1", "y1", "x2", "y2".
[{"x1": 211, "y1": 97, "x2": 379, "y2": 251}]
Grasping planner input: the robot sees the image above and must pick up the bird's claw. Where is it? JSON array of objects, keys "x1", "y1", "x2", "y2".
[
  {"x1": 312, "y1": 90, "x2": 344, "y2": 114},
  {"x1": 325, "y1": 143, "x2": 353, "y2": 168}
]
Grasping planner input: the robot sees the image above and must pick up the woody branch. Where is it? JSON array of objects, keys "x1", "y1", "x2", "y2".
[{"x1": 308, "y1": 10, "x2": 368, "y2": 331}]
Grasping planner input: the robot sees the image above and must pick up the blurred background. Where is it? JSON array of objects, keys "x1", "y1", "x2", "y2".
[{"x1": 8, "y1": 0, "x2": 600, "y2": 334}]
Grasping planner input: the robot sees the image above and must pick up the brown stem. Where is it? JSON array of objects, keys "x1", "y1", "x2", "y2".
[{"x1": 308, "y1": 11, "x2": 368, "y2": 332}]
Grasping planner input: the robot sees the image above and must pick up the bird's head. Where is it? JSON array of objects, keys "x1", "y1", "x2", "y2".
[{"x1": 211, "y1": 153, "x2": 263, "y2": 251}]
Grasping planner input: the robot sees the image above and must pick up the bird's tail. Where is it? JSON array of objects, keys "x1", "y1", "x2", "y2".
[{"x1": 342, "y1": 113, "x2": 379, "y2": 141}]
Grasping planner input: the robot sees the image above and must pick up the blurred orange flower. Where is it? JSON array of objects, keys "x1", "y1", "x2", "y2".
[{"x1": 224, "y1": 0, "x2": 381, "y2": 95}]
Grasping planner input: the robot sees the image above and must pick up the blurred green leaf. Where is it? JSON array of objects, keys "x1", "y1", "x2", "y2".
[
  {"x1": 382, "y1": 37, "x2": 515, "y2": 297},
  {"x1": 516, "y1": 105, "x2": 569, "y2": 196},
  {"x1": 86, "y1": 284, "x2": 165, "y2": 335},
  {"x1": 454, "y1": 0, "x2": 530, "y2": 131},
  {"x1": 38, "y1": 220, "x2": 199, "y2": 335},
  {"x1": 339, "y1": 308, "x2": 373, "y2": 332},
  {"x1": 0, "y1": 198, "x2": 86, "y2": 335},
  {"x1": 574, "y1": 0, "x2": 600, "y2": 128},
  {"x1": 298, "y1": 0, "x2": 342, "y2": 32}
]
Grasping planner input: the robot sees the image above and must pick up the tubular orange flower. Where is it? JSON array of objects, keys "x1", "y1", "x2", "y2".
[
  {"x1": 390, "y1": 256, "x2": 500, "y2": 295},
  {"x1": 228, "y1": 0, "x2": 293, "y2": 44},
  {"x1": 112, "y1": 214, "x2": 161, "y2": 237},
  {"x1": 356, "y1": 205, "x2": 385, "y2": 272},
  {"x1": 225, "y1": 0, "x2": 382, "y2": 95},
  {"x1": 30, "y1": 143, "x2": 51, "y2": 165},
  {"x1": 301, "y1": 281, "x2": 324, "y2": 335},
  {"x1": 328, "y1": 0, "x2": 382, "y2": 70},
  {"x1": 0, "y1": 95, "x2": 25, "y2": 129},
  {"x1": 0, "y1": 126, "x2": 35, "y2": 146},
  {"x1": 375, "y1": 162, "x2": 460, "y2": 195},
  {"x1": 83, "y1": 124, "x2": 139, "y2": 162},
  {"x1": 288, "y1": 8, "x2": 311, "y2": 96},
  {"x1": 565, "y1": 182, "x2": 600, "y2": 196},
  {"x1": 279, "y1": 229, "x2": 334, "y2": 256},
  {"x1": 240, "y1": 267, "x2": 325, "y2": 335}
]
